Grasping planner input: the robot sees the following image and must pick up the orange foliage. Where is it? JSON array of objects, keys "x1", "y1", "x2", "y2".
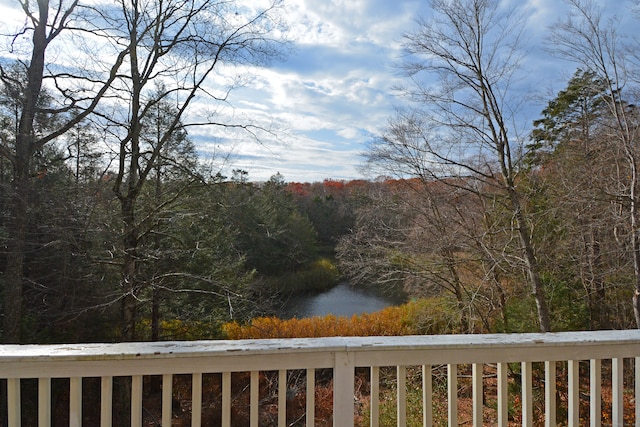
[
  {"x1": 322, "y1": 179, "x2": 345, "y2": 192},
  {"x1": 222, "y1": 303, "x2": 422, "y2": 339},
  {"x1": 285, "y1": 182, "x2": 310, "y2": 196}
]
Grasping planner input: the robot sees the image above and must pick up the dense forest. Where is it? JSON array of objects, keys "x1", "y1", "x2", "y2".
[{"x1": 1, "y1": 0, "x2": 640, "y2": 344}]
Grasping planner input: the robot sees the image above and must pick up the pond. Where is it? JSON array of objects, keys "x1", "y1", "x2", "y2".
[{"x1": 281, "y1": 282, "x2": 403, "y2": 319}]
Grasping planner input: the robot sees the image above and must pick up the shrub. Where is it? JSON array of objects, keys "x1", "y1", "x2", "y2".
[
  {"x1": 137, "y1": 319, "x2": 223, "y2": 341},
  {"x1": 221, "y1": 296, "x2": 457, "y2": 339},
  {"x1": 269, "y1": 257, "x2": 341, "y2": 295}
]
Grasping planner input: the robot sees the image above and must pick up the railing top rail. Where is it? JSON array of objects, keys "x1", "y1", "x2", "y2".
[{"x1": 0, "y1": 330, "x2": 638, "y2": 362}]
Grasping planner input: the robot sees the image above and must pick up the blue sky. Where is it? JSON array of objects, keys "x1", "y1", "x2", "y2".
[
  {"x1": 205, "y1": 0, "x2": 432, "y2": 181},
  {"x1": 192, "y1": 0, "x2": 423, "y2": 182},
  {"x1": 194, "y1": 0, "x2": 638, "y2": 183},
  {"x1": 1, "y1": 0, "x2": 637, "y2": 182}
]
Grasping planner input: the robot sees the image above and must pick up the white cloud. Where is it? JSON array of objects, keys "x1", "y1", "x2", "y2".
[{"x1": 3, "y1": 0, "x2": 638, "y2": 183}]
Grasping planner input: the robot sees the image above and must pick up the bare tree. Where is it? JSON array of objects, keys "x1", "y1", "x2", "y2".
[
  {"x1": 385, "y1": 0, "x2": 552, "y2": 331},
  {"x1": 354, "y1": 115, "x2": 489, "y2": 333},
  {"x1": 549, "y1": 0, "x2": 640, "y2": 327},
  {"x1": 89, "y1": 0, "x2": 287, "y2": 340},
  {"x1": 0, "y1": 0, "x2": 125, "y2": 343}
]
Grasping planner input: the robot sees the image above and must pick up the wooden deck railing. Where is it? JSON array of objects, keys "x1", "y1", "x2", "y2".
[{"x1": 1, "y1": 330, "x2": 640, "y2": 426}]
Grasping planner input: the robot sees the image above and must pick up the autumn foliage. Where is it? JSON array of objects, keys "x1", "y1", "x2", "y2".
[{"x1": 221, "y1": 297, "x2": 457, "y2": 339}]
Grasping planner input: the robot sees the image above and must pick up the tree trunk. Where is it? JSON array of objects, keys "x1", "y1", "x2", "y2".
[
  {"x1": 630, "y1": 168, "x2": 640, "y2": 329},
  {"x1": 151, "y1": 287, "x2": 160, "y2": 341},
  {"x1": 120, "y1": 197, "x2": 139, "y2": 341},
  {"x1": 443, "y1": 249, "x2": 470, "y2": 333},
  {"x1": 632, "y1": 223, "x2": 640, "y2": 329},
  {"x1": 2, "y1": 174, "x2": 29, "y2": 343},
  {"x1": 151, "y1": 166, "x2": 162, "y2": 342},
  {"x1": 584, "y1": 230, "x2": 609, "y2": 329},
  {"x1": 2, "y1": 0, "x2": 49, "y2": 343},
  {"x1": 510, "y1": 190, "x2": 552, "y2": 333},
  {"x1": 495, "y1": 272, "x2": 510, "y2": 333}
]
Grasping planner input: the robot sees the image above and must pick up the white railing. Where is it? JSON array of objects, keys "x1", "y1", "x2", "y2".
[{"x1": 1, "y1": 330, "x2": 640, "y2": 426}]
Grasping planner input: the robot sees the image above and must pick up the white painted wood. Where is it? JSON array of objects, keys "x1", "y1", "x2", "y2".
[
  {"x1": 590, "y1": 359, "x2": 601, "y2": 427},
  {"x1": 250, "y1": 370, "x2": 259, "y2": 427},
  {"x1": 522, "y1": 361, "x2": 533, "y2": 427},
  {"x1": 612, "y1": 357, "x2": 623, "y2": 427},
  {"x1": 38, "y1": 377, "x2": 50, "y2": 427},
  {"x1": 397, "y1": 365, "x2": 407, "y2": 427},
  {"x1": 7, "y1": 377, "x2": 20, "y2": 427},
  {"x1": 422, "y1": 365, "x2": 432, "y2": 427},
  {"x1": 371, "y1": 366, "x2": 380, "y2": 427},
  {"x1": 333, "y1": 351, "x2": 354, "y2": 427},
  {"x1": 131, "y1": 375, "x2": 143, "y2": 427},
  {"x1": 0, "y1": 332, "x2": 639, "y2": 383},
  {"x1": 192, "y1": 372, "x2": 202, "y2": 427},
  {"x1": 472, "y1": 363, "x2": 482, "y2": 427},
  {"x1": 69, "y1": 377, "x2": 82, "y2": 427},
  {"x1": 278, "y1": 369, "x2": 287, "y2": 427},
  {"x1": 568, "y1": 360, "x2": 579, "y2": 427},
  {"x1": 448, "y1": 364, "x2": 457, "y2": 427},
  {"x1": 545, "y1": 361, "x2": 556, "y2": 427},
  {"x1": 162, "y1": 374, "x2": 172, "y2": 427},
  {"x1": 2, "y1": 331, "x2": 640, "y2": 425},
  {"x1": 497, "y1": 362, "x2": 508, "y2": 427},
  {"x1": 100, "y1": 376, "x2": 112, "y2": 427},
  {"x1": 222, "y1": 371, "x2": 231, "y2": 427},
  {"x1": 3, "y1": 331, "x2": 640, "y2": 378},
  {"x1": 306, "y1": 368, "x2": 315, "y2": 427}
]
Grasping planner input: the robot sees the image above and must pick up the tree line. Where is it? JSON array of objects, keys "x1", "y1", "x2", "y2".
[
  {"x1": 0, "y1": 0, "x2": 295, "y2": 343},
  {"x1": 2, "y1": 0, "x2": 640, "y2": 344},
  {"x1": 342, "y1": 0, "x2": 640, "y2": 333}
]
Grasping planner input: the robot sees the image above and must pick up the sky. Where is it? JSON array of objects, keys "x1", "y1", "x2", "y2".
[
  {"x1": 194, "y1": 0, "x2": 429, "y2": 182},
  {"x1": 0, "y1": 0, "x2": 638, "y2": 183},
  {"x1": 192, "y1": 0, "x2": 638, "y2": 183}
]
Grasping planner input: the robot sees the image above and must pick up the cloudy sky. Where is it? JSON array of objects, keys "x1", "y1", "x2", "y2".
[
  {"x1": 193, "y1": 0, "x2": 428, "y2": 182},
  {"x1": 1, "y1": 0, "x2": 637, "y2": 182},
  {"x1": 195, "y1": 0, "x2": 638, "y2": 183}
]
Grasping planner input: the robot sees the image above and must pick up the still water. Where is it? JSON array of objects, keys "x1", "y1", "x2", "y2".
[{"x1": 282, "y1": 282, "x2": 400, "y2": 319}]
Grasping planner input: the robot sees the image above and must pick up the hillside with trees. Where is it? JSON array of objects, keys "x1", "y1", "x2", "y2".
[
  {"x1": 336, "y1": 0, "x2": 640, "y2": 333},
  {"x1": 1, "y1": 0, "x2": 640, "y2": 344}
]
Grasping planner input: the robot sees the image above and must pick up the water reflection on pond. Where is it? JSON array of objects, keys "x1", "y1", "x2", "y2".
[{"x1": 282, "y1": 282, "x2": 403, "y2": 319}]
